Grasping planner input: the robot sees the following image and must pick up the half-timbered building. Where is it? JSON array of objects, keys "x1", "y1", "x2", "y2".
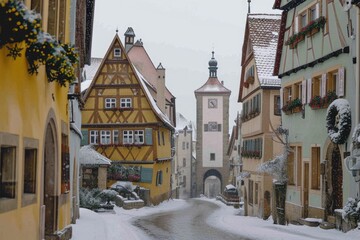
[
  {"x1": 273, "y1": 0, "x2": 358, "y2": 227},
  {"x1": 81, "y1": 34, "x2": 174, "y2": 205}
]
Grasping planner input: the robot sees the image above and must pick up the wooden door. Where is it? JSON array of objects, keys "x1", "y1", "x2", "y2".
[{"x1": 303, "y1": 162, "x2": 309, "y2": 218}]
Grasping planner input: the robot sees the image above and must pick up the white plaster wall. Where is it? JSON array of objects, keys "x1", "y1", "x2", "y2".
[{"x1": 202, "y1": 96, "x2": 223, "y2": 168}]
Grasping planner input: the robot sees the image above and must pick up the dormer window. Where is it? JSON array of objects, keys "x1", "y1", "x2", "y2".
[{"x1": 114, "y1": 48, "x2": 121, "y2": 57}]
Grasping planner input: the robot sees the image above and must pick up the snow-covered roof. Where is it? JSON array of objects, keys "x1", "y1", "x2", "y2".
[
  {"x1": 176, "y1": 113, "x2": 192, "y2": 131},
  {"x1": 134, "y1": 66, "x2": 174, "y2": 130},
  {"x1": 225, "y1": 184, "x2": 236, "y2": 190},
  {"x1": 79, "y1": 145, "x2": 112, "y2": 165},
  {"x1": 248, "y1": 14, "x2": 281, "y2": 87},
  {"x1": 194, "y1": 77, "x2": 231, "y2": 94}
]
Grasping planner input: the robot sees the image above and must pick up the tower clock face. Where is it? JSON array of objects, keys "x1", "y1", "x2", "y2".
[{"x1": 208, "y1": 99, "x2": 218, "y2": 108}]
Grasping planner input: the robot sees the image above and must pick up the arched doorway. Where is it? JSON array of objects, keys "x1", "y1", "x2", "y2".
[
  {"x1": 44, "y1": 122, "x2": 58, "y2": 235},
  {"x1": 325, "y1": 143, "x2": 343, "y2": 217},
  {"x1": 203, "y1": 169, "x2": 222, "y2": 198}
]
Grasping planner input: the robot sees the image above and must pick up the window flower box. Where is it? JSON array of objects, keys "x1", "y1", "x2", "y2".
[{"x1": 286, "y1": 16, "x2": 326, "y2": 49}]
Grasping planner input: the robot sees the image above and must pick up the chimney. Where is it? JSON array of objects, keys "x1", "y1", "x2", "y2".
[
  {"x1": 124, "y1": 27, "x2": 135, "y2": 53},
  {"x1": 156, "y1": 63, "x2": 166, "y2": 114}
]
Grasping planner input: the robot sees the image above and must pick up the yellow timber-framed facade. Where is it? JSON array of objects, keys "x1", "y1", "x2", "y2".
[{"x1": 81, "y1": 34, "x2": 174, "y2": 205}]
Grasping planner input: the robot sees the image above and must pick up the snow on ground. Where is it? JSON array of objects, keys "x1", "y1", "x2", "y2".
[{"x1": 72, "y1": 198, "x2": 359, "y2": 240}]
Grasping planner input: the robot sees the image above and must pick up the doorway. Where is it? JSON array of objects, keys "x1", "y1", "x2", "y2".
[
  {"x1": 43, "y1": 123, "x2": 58, "y2": 236},
  {"x1": 303, "y1": 162, "x2": 309, "y2": 218}
]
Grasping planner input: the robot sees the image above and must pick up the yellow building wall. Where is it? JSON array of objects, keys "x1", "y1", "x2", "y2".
[{"x1": 0, "y1": 1, "x2": 72, "y2": 239}]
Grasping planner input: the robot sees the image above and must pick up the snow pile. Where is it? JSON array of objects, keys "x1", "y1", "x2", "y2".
[{"x1": 341, "y1": 198, "x2": 360, "y2": 222}]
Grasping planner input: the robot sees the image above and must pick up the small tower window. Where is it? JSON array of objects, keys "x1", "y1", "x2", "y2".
[{"x1": 114, "y1": 48, "x2": 121, "y2": 57}]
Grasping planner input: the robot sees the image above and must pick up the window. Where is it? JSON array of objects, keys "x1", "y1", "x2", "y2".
[
  {"x1": 105, "y1": 98, "x2": 116, "y2": 109},
  {"x1": 183, "y1": 176, "x2": 186, "y2": 188},
  {"x1": 284, "y1": 86, "x2": 292, "y2": 102},
  {"x1": 182, "y1": 142, "x2": 185, "y2": 150},
  {"x1": 309, "y1": 5, "x2": 317, "y2": 22},
  {"x1": 300, "y1": 11, "x2": 307, "y2": 29},
  {"x1": 249, "y1": 180, "x2": 254, "y2": 205},
  {"x1": 295, "y1": 82, "x2": 302, "y2": 100},
  {"x1": 312, "y1": 76, "x2": 321, "y2": 97},
  {"x1": 24, "y1": 148, "x2": 37, "y2": 194},
  {"x1": 61, "y1": 135, "x2": 70, "y2": 193},
  {"x1": 113, "y1": 130, "x2": 119, "y2": 145},
  {"x1": 47, "y1": 0, "x2": 66, "y2": 43},
  {"x1": 156, "y1": 170, "x2": 163, "y2": 186},
  {"x1": 134, "y1": 130, "x2": 144, "y2": 144},
  {"x1": 326, "y1": 71, "x2": 337, "y2": 93},
  {"x1": 120, "y1": 98, "x2": 132, "y2": 108},
  {"x1": 297, "y1": 147, "x2": 302, "y2": 187},
  {"x1": 89, "y1": 130, "x2": 98, "y2": 144},
  {"x1": 186, "y1": 142, "x2": 189, "y2": 149},
  {"x1": 274, "y1": 95, "x2": 281, "y2": 116},
  {"x1": 114, "y1": 48, "x2": 121, "y2": 57},
  {"x1": 100, "y1": 130, "x2": 111, "y2": 145},
  {"x1": 157, "y1": 131, "x2": 161, "y2": 146},
  {"x1": 255, "y1": 182, "x2": 259, "y2": 204},
  {"x1": 183, "y1": 158, "x2": 186, "y2": 167},
  {"x1": 210, "y1": 153, "x2": 215, "y2": 161},
  {"x1": 311, "y1": 147, "x2": 320, "y2": 190},
  {"x1": 31, "y1": 0, "x2": 43, "y2": 14},
  {"x1": 208, "y1": 122, "x2": 219, "y2": 132},
  {"x1": 0, "y1": 147, "x2": 16, "y2": 198},
  {"x1": 161, "y1": 132, "x2": 165, "y2": 145},
  {"x1": 123, "y1": 130, "x2": 133, "y2": 144}
]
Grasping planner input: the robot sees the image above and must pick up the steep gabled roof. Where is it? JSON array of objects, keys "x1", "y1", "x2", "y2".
[
  {"x1": 239, "y1": 14, "x2": 281, "y2": 101},
  {"x1": 82, "y1": 34, "x2": 174, "y2": 130},
  {"x1": 248, "y1": 14, "x2": 281, "y2": 82},
  {"x1": 127, "y1": 40, "x2": 175, "y2": 100}
]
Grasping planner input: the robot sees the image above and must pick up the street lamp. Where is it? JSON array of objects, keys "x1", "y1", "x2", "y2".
[{"x1": 246, "y1": 0, "x2": 252, "y2": 14}]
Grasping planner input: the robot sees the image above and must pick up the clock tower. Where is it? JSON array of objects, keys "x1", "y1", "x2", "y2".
[{"x1": 194, "y1": 51, "x2": 231, "y2": 197}]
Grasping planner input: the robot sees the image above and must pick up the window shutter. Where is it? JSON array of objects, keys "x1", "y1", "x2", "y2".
[
  {"x1": 315, "y1": 3, "x2": 320, "y2": 19},
  {"x1": 81, "y1": 130, "x2": 88, "y2": 146},
  {"x1": 321, "y1": 73, "x2": 327, "y2": 97},
  {"x1": 295, "y1": 16, "x2": 299, "y2": 33},
  {"x1": 145, "y1": 128, "x2": 153, "y2": 145},
  {"x1": 140, "y1": 168, "x2": 153, "y2": 183},
  {"x1": 280, "y1": 88, "x2": 283, "y2": 109},
  {"x1": 307, "y1": 78, "x2": 312, "y2": 104},
  {"x1": 302, "y1": 80, "x2": 307, "y2": 104},
  {"x1": 217, "y1": 124, "x2": 222, "y2": 132},
  {"x1": 337, "y1": 67, "x2": 345, "y2": 97}
]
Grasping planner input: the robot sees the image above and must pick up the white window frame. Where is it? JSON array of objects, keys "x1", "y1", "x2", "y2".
[
  {"x1": 89, "y1": 130, "x2": 98, "y2": 144},
  {"x1": 105, "y1": 98, "x2": 116, "y2": 109},
  {"x1": 120, "y1": 98, "x2": 132, "y2": 108},
  {"x1": 100, "y1": 130, "x2": 111, "y2": 145},
  {"x1": 114, "y1": 48, "x2": 121, "y2": 57},
  {"x1": 134, "y1": 130, "x2": 144, "y2": 144},
  {"x1": 123, "y1": 130, "x2": 133, "y2": 144},
  {"x1": 113, "y1": 130, "x2": 119, "y2": 145}
]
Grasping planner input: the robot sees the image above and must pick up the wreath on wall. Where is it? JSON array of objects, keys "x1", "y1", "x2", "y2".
[{"x1": 326, "y1": 99, "x2": 352, "y2": 144}]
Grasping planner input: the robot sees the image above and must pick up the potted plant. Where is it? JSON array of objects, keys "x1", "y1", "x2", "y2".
[
  {"x1": 289, "y1": 98, "x2": 302, "y2": 113},
  {"x1": 322, "y1": 91, "x2": 337, "y2": 108},
  {"x1": 309, "y1": 95, "x2": 322, "y2": 109}
]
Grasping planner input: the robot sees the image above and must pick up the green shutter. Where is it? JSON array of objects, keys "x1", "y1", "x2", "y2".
[
  {"x1": 145, "y1": 128, "x2": 153, "y2": 145},
  {"x1": 81, "y1": 130, "x2": 88, "y2": 146},
  {"x1": 141, "y1": 168, "x2": 153, "y2": 183}
]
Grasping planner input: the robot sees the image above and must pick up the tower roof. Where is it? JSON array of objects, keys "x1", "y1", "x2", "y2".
[
  {"x1": 124, "y1": 27, "x2": 135, "y2": 37},
  {"x1": 195, "y1": 51, "x2": 231, "y2": 94}
]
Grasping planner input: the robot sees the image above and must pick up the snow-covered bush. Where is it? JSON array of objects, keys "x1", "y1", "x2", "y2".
[
  {"x1": 342, "y1": 198, "x2": 360, "y2": 222},
  {"x1": 79, "y1": 188, "x2": 102, "y2": 210},
  {"x1": 352, "y1": 124, "x2": 360, "y2": 149},
  {"x1": 99, "y1": 189, "x2": 118, "y2": 204}
]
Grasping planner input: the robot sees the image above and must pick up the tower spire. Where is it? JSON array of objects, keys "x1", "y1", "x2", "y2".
[
  {"x1": 208, "y1": 51, "x2": 218, "y2": 78},
  {"x1": 247, "y1": 0, "x2": 251, "y2": 14}
]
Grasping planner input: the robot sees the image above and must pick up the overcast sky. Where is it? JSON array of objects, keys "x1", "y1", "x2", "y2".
[{"x1": 91, "y1": 0, "x2": 281, "y2": 127}]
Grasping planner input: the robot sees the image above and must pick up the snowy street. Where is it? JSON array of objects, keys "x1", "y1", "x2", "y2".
[{"x1": 72, "y1": 198, "x2": 359, "y2": 240}]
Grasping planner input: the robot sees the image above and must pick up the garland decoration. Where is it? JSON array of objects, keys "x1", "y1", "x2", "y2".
[
  {"x1": 326, "y1": 99, "x2": 352, "y2": 144},
  {"x1": 0, "y1": 0, "x2": 78, "y2": 87}
]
